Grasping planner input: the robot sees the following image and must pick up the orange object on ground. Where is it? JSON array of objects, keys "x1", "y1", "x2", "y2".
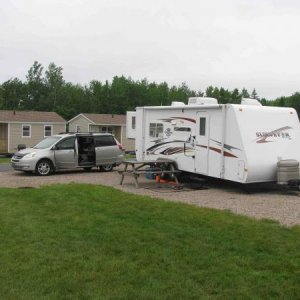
[{"x1": 155, "y1": 175, "x2": 176, "y2": 185}]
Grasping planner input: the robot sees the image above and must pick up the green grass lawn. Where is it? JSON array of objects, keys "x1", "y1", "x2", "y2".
[
  {"x1": 0, "y1": 157, "x2": 10, "y2": 164},
  {"x1": 124, "y1": 153, "x2": 136, "y2": 159},
  {"x1": 0, "y1": 184, "x2": 299, "y2": 299}
]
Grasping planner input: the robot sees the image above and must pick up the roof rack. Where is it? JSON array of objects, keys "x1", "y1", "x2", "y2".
[
  {"x1": 57, "y1": 132, "x2": 114, "y2": 136},
  {"x1": 58, "y1": 132, "x2": 74, "y2": 135}
]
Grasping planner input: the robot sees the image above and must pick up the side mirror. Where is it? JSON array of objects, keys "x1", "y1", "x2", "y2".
[{"x1": 52, "y1": 145, "x2": 57, "y2": 150}]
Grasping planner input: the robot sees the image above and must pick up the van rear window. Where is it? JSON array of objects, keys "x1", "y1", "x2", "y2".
[{"x1": 94, "y1": 136, "x2": 117, "y2": 147}]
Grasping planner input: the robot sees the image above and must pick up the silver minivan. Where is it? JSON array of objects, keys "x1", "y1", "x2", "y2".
[{"x1": 11, "y1": 133, "x2": 124, "y2": 175}]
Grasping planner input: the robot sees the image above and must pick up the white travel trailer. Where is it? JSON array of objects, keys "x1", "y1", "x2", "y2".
[{"x1": 127, "y1": 97, "x2": 300, "y2": 184}]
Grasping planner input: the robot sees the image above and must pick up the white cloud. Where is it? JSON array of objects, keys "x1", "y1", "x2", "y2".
[{"x1": 1, "y1": 0, "x2": 300, "y2": 98}]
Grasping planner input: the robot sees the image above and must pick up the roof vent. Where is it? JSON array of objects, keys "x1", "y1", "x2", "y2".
[
  {"x1": 241, "y1": 98, "x2": 262, "y2": 106},
  {"x1": 171, "y1": 101, "x2": 185, "y2": 106},
  {"x1": 188, "y1": 97, "x2": 218, "y2": 105}
]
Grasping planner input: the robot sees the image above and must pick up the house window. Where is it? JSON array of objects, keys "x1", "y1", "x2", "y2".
[
  {"x1": 101, "y1": 126, "x2": 113, "y2": 134},
  {"x1": 22, "y1": 124, "x2": 31, "y2": 138},
  {"x1": 44, "y1": 125, "x2": 53, "y2": 137},
  {"x1": 76, "y1": 125, "x2": 81, "y2": 132},
  {"x1": 199, "y1": 117, "x2": 206, "y2": 136},
  {"x1": 149, "y1": 123, "x2": 164, "y2": 138}
]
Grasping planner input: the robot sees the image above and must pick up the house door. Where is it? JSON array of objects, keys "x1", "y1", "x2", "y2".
[
  {"x1": 0, "y1": 124, "x2": 8, "y2": 153},
  {"x1": 195, "y1": 112, "x2": 209, "y2": 174}
]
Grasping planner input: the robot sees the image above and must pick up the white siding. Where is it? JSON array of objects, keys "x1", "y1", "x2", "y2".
[
  {"x1": 68, "y1": 115, "x2": 91, "y2": 133},
  {"x1": 121, "y1": 125, "x2": 135, "y2": 151},
  {"x1": 9, "y1": 123, "x2": 65, "y2": 153}
]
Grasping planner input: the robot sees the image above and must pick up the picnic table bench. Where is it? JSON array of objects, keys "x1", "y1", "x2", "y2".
[{"x1": 118, "y1": 159, "x2": 181, "y2": 188}]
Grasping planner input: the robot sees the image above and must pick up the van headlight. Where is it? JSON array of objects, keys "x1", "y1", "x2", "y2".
[{"x1": 23, "y1": 152, "x2": 37, "y2": 159}]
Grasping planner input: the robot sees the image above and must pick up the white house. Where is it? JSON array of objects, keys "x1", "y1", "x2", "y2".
[{"x1": 68, "y1": 113, "x2": 135, "y2": 151}]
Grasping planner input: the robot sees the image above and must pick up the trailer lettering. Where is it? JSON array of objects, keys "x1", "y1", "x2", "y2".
[{"x1": 255, "y1": 126, "x2": 292, "y2": 143}]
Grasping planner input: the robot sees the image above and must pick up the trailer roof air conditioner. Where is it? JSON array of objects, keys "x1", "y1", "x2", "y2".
[
  {"x1": 241, "y1": 98, "x2": 262, "y2": 106},
  {"x1": 171, "y1": 101, "x2": 185, "y2": 106},
  {"x1": 188, "y1": 97, "x2": 218, "y2": 105}
]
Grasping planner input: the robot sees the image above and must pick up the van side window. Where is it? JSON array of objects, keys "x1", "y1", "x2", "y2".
[
  {"x1": 149, "y1": 123, "x2": 164, "y2": 138},
  {"x1": 94, "y1": 136, "x2": 117, "y2": 147},
  {"x1": 199, "y1": 118, "x2": 206, "y2": 136},
  {"x1": 56, "y1": 137, "x2": 75, "y2": 150}
]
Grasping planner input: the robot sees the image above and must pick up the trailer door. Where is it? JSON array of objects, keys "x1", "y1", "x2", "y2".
[{"x1": 195, "y1": 112, "x2": 209, "y2": 174}]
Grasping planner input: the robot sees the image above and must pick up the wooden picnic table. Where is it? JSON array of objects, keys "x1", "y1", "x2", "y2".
[{"x1": 118, "y1": 159, "x2": 181, "y2": 188}]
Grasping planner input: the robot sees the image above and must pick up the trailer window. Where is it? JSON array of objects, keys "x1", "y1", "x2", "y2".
[
  {"x1": 149, "y1": 123, "x2": 164, "y2": 138},
  {"x1": 132, "y1": 116, "x2": 136, "y2": 129},
  {"x1": 174, "y1": 127, "x2": 191, "y2": 132},
  {"x1": 199, "y1": 118, "x2": 206, "y2": 136}
]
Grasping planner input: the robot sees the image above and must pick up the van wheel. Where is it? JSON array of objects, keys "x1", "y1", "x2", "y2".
[
  {"x1": 36, "y1": 159, "x2": 53, "y2": 176},
  {"x1": 101, "y1": 164, "x2": 113, "y2": 172}
]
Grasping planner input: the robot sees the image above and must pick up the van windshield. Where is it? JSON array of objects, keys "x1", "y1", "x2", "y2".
[{"x1": 33, "y1": 136, "x2": 62, "y2": 149}]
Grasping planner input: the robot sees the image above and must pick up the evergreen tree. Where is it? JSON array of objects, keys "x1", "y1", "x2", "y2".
[
  {"x1": 205, "y1": 86, "x2": 214, "y2": 97},
  {"x1": 1, "y1": 78, "x2": 26, "y2": 110},
  {"x1": 45, "y1": 62, "x2": 64, "y2": 110},
  {"x1": 241, "y1": 88, "x2": 250, "y2": 98},
  {"x1": 0, "y1": 86, "x2": 3, "y2": 109},
  {"x1": 4, "y1": 60, "x2": 300, "y2": 119},
  {"x1": 25, "y1": 61, "x2": 46, "y2": 110},
  {"x1": 250, "y1": 88, "x2": 259, "y2": 100},
  {"x1": 231, "y1": 88, "x2": 241, "y2": 104}
]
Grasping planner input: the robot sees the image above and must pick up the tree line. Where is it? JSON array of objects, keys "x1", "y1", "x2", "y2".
[{"x1": 0, "y1": 61, "x2": 299, "y2": 120}]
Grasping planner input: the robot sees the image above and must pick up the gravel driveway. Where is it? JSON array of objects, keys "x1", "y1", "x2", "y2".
[
  {"x1": 0, "y1": 163, "x2": 12, "y2": 172},
  {"x1": 1, "y1": 168, "x2": 300, "y2": 227}
]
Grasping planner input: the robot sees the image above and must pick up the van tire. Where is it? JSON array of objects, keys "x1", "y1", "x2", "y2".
[
  {"x1": 35, "y1": 159, "x2": 53, "y2": 176},
  {"x1": 101, "y1": 164, "x2": 113, "y2": 172}
]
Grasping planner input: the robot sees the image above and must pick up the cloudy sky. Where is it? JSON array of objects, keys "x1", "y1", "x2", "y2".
[{"x1": 1, "y1": 0, "x2": 300, "y2": 99}]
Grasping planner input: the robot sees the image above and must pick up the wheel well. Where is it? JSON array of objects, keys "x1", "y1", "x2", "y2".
[{"x1": 35, "y1": 158, "x2": 54, "y2": 169}]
